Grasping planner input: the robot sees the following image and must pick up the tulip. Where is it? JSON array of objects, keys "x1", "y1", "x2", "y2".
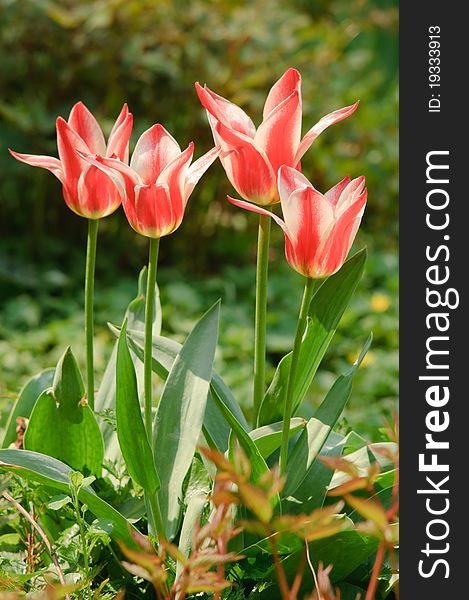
[
  {"x1": 196, "y1": 68, "x2": 358, "y2": 206},
  {"x1": 10, "y1": 101, "x2": 133, "y2": 411},
  {"x1": 229, "y1": 165, "x2": 367, "y2": 473},
  {"x1": 10, "y1": 101, "x2": 133, "y2": 219},
  {"x1": 81, "y1": 124, "x2": 220, "y2": 536},
  {"x1": 81, "y1": 123, "x2": 220, "y2": 239},
  {"x1": 196, "y1": 70, "x2": 358, "y2": 425},
  {"x1": 229, "y1": 165, "x2": 367, "y2": 279}
]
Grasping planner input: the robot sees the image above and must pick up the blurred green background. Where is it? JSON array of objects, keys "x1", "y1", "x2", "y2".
[{"x1": 0, "y1": 0, "x2": 398, "y2": 439}]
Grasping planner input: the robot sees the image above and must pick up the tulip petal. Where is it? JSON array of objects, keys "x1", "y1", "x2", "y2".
[
  {"x1": 294, "y1": 101, "x2": 359, "y2": 165},
  {"x1": 277, "y1": 164, "x2": 312, "y2": 204},
  {"x1": 9, "y1": 149, "x2": 64, "y2": 183},
  {"x1": 157, "y1": 142, "x2": 194, "y2": 218},
  {"x1": 107, "y1": 105, "x2": 133, "y2": 163},
  {"x1": 325, "y1": 176, "x2": 352, "y2": 206},
  {"x1": 75, "y1": 163, "x2": 123, "y2": 219},
  {"x1": 283, "y1": 186, "x2": 334, "y2": 269},
  {"x1": 215, "y1": 122, "x2": 277, "y2": 204},
  {"x1": 184, "y1": 145, "x2": 221, "y2": 201},
  {"x1": 195, "y1": 82, "x2": 256, "y2": 138},
  {"x1": 263, "y1": 68, "x2": 301, "y2": 119},
  {"x1": 315, "y1": 188, "x2": 367, "y2": 276},
  {"x1": 108, "y1": 103, "x2": 129, "y2": 140},
  {"x1": 68, "y1": 102, "x2": 106, "y2": 155},
  {"x1": 56, "y1": 117, "x2": 90, "y2": 188},
  {"x1": 227, "y1": 195, "x2": 290, "y2": 237},
  {"x1": 78, "y1": 153, "x2": 141, "y2": 228},
  {"x1": 335, "y1": 176, "x2": 366, "y2": 214},
  {"x1": 278, "y1": 165, "x2": 332, "y2": 248},
  {"x1": 205, "y1": 110, "x2": 224, "y2": 147},
  {"x1": 130, "y1": 124, "x2": 181, "y2": 184},
  {"x1": 78, "y1": 153, "x2": 139, "y2": 194},
  {"x1": 254, "y1": 89, "x2": 302, "y2": 173},
  {"x1": 134, "y1": 183, "x2": 175, "y2": 238}
]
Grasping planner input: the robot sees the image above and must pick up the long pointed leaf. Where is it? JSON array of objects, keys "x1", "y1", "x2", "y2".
[
  {"x1": 176, "y1": 458, "x2": 210, "y2": 581},
  {"x1": 124, "y1": 329, "x2": 249, "y2": 450},
  {"x1": 284, "y1": 334, "x2": 372, "y2": 497},
  {"x1": 259, "y1": 249, "x2": 366, "y2": 426},
  {"x1": 211, "y1": 385, "x2": 270, "y2": 483},
  {"x1": 250, "y1": 418, "x2": 306, "y2": 459},
  {"x1": 153, "y1": 302, "x2": 220, "y2": 540},
  {"x1": 116, "y1": 321, "x2": 160, "y2": 494},
  {"x1": 2, "y1": 369, "x2": 54, "y2": 448},
  {"x1": 96, "y1": 268, "x2": 161, "y2": 460}
]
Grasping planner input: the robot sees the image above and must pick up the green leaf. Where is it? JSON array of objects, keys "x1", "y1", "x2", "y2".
[
  {"x1": 69, "y1": 470, "x2": 85, "y2": 488},
  {"x1": 211, "y1": 385, "x2": 270, "y2": 484},
  {"x1": 115, "y1": 496, "x2": 145, "y2": 523},
  {"x1": 52, "y1": 346, "x2": 85, "y2": 418},
  {"x1": 115, "y1": 320, "x2": 160, "y2": 494},
  {"x1": 95, "y1": 267, "x2": 162, "y2": 460},
  {"x1": 153, "y1": 302, "x2": 220, "y2": 540},
  {"x1": 0, "y1": 533, "x2": 21, "y2": 552},
  {"x1": 286, "y1": 430, "x2": 379, "y2": 515},
  {"x1": 2, "y1": 369, "x2": 54, "y2": 448},
  {"x1": 374, "y1": 468, "x2": 397, "y2": 491},
  {"x1": 47, "y1": 494, "x2": 72, "y2": 510},
  {"x1": 0, "y1": 449, "x2": 138, "y2": 548},
  {"x1": 124, "y1": 329, "x2": 249, "y2": 451},
  {"x1": 254, "y1": 530, "x2": 378, "y2": 599},
  {"x1": 81, "y1": 475, "x2": 96, "y2": 488},
  {"x1": 89, "y1": 518, "x2": 114, "y2": 535},
  {"x1": 282, "y1": 432, "x2": 345, "y2": 515},
  {"x1": 22, "y1": 348, "x2": 103, "y2": 476},
  {"x1": 250, "y1": 418, "x2": 306, "y2": 459},
  {"x1": 23, "y1": 369, "x2": 104, "y2": 478},
  {"x1": 176, "y1": 458, "x2": 210, "y2": 581},
  {"x1": 329, "y1": 441, "x2": 397, "y2": 492},
  {"x1": 259, "y1": 249, "x2": 366, "y2": 426},
  {"x1": 184, "y1": 456, "x2": 211, "y2": 503},
  {"x1": 177, "y1": 494, "x2": 206, "y2": 557},
  {"x1": 345, "y1": 495, "x2": 388, "y2": 528},
  {"x1": 308, "y1": 530, "x2": 379, "y2": 583},
  {"x1": 284, "y1": 335, "x2": 372, "y2": 497}
]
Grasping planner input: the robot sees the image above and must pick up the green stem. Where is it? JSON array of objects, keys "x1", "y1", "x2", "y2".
[
  {"x1": 279, "y1": 277, "x2": 316, "y2": 475},
  {"x1": 144, "y1": 237, "x2": 160, "y2": 441},
  {"x1": 143, "y1": 238, "x2": 165, "y2": 538},
  {"x1": 71, "y1": 489, "x2": 90, "y2": 597},
  {"x1": 253, "y1": 213, "x2": 271, "y2": 427},
  {"x1": 84, "y1": 219, "x2": 99, "y2": 410}
]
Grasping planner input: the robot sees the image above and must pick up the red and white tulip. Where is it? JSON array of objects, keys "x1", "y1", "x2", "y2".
[
  {"x1": 229, "y1": 165, "x2": 367, "y2": 279},
  {"x1": 82, "y1": 124, "x2": 220, "y2": 238},
  {"x1": 196, "y1": 68, "x2": 358, "y2": 205},
  {"x1": 10, "y1": 102, "x2": 133, "y2": 219}
]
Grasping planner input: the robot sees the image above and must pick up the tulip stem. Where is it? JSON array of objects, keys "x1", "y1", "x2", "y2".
[
  {"x1": 84, "y1": 218, "x2": 99, "y2": 410},
  {"x1": 143, "y1": 237, "x2": 165, "y2": 537},
  {"x1": 279, "y1": 276, "x2": 316, "y2": 475},
  {"x1": 144, "y1": 237, "x2": 160, "y2": 441},
  {"x1": 253, "y1": 213, "x2": 271, "y2": 427}
]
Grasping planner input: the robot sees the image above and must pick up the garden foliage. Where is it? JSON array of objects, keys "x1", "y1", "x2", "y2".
[{"x1": 0, "y1": 1, "x2": 398, "y2": 597}]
